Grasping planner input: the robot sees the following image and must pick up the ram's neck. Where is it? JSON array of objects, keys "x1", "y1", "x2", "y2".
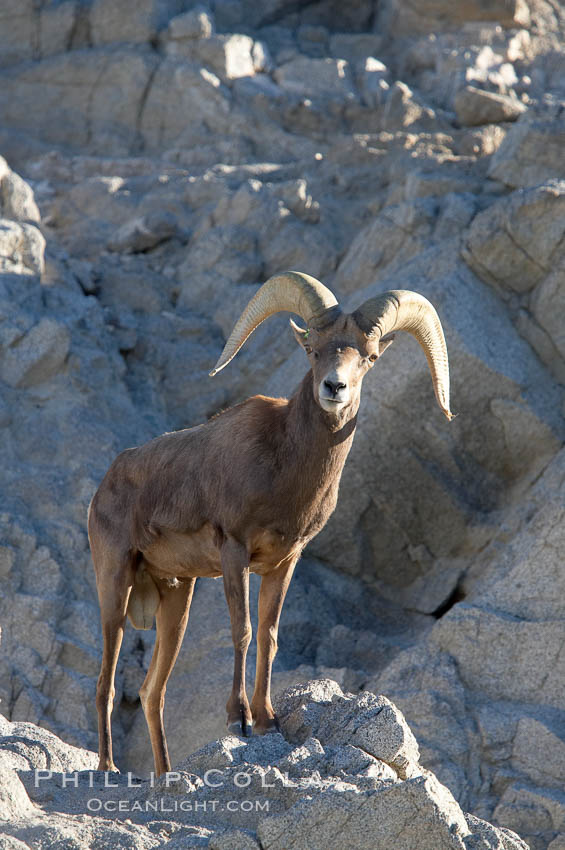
[{"x1": 281, "y1": 371, "x2": 358, "y2": 533}]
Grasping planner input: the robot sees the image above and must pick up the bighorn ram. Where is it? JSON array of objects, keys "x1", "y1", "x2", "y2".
[{"x1": 89, "y1": 271, "x2": 452, "y2": 776}]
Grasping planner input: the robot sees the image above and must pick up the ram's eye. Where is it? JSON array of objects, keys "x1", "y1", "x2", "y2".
[
  {"x1": 304, "y1": 345, "x2": 313, "y2": 355},
  {"x1": 368, "y1": 353, "x2": 378, "y2": 363}
]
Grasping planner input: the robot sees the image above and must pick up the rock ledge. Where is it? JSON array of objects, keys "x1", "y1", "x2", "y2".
[{"x1": 0, "y1": 679, "x2": 528, "y2": 850}]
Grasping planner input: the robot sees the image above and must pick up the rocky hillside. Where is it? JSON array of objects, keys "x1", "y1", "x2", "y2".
[
  {"x1": 0, "y1": 0, "x2": 564, "y2": 847},
  {"x1": 0, "y1": 679, "x2": 529, "y2": 849}
]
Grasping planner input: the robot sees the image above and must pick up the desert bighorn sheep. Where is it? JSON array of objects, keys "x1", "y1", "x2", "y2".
[{"x1": 89, "y1": 271, "x2": 452, "y2": 776}]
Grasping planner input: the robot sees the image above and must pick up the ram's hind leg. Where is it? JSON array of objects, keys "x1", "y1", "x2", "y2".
[
  {"x1": 93, "y1": 547, "x2": 136, "y2": 772},
  {"x1": 251, "y1": 557, "x2": 297, "y2": 734},
  {"x1": 140, "y1": 577, "x2": 196, "y2": 777}
]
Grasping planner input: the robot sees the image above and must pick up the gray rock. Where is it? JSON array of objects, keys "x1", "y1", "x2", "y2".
[
  {"x1": 382, "y1": 80, "x2": 438, "y2": 130},
  {"x1": 251, "y1": 41, "x2": 273, "y2": 74},
  {"x1": 531, "y1": 264, "x2": 565, "y2": 361},
  {"x1": 379, "y1": 0, "x2": 530, "y2": 36},
  {"x1": 209, "y1": 830, "x2": 262, "y2": 850},
  {"x1": 493, "y1": 783, "x2": 565, "y2": 850},
  {"x1": 275, "y1": 179, "x2": 320, "y2": 223},
  {"x1": 488, "y1": 108, "x2": 565, "y2": 188},
  {"x1": 0, "y1": 752, "x2": 37, "y2": 821},
  {"x1": 107, "y1": 210, "x2": 180, "y2": 253},
  {"x1": 90, "y1": 0, "x2": 184, "y2": 46},
  {"x1": 139, "y1": 58, "x2": 231, "y2": 151},
  {"x1": 39, "y1": 1, "x2": 76, "y2": 59},
  {"x1": 333, "y1": 198, "x2": 438, "y2": 293},
  {"x1": 0, "y1": 162, "x2": 40, "y2": 223},
  {"x1": 329, "y1": 33, "x2": 384, "y2": 65},
  {"x1": 0, "y1": 715, "x2": 99, "y2": 772},
  {"x1": 0, "y1": 219, "x2": 45, "y2": 276},
  {"x1": 432, "y1": 605, "x2": 565, "y2": 708},
  {"x1": 405, "y1": 448, "x2": 565, "y2": 799},
  {"x1": 0, "y1": 682, "x2": 526, "y2": 849},
  {"x1": 275, "y1": 681, "x2": 421, "y2": 778},
  {"x1": 167, "y1": 7, "x2": 215, "y2": 40},
  {"x1": 0, "y1": 714, "x2": 98, "y2": 821},
  {"x1": 457, "y1": 125, "x2": 508, "y2": 157},
  {"x1": 454, "y1": 86, "x2": 526, "y2": 126},
  {"x1": 358, "y1": 58, "x2": 390, "y2": 109},
  {"x1": 274, "y1": 56, "x2": 357, "y2": 103},
  {"x1": 0, "y1": 48, "x2": 161, "y2": 155},
  {"x1": 257, "y1": 775, "x2": 471, "y2": 850},
  {"x1": 297, "y1": 24, "x2": 329, "y2": 58},
  {"x1": 462, "y1": 181, "x2": 565, "y2": 293},
  {"x1": 465, "y1": 813, "x2": 529, "y2": 850},
  {"x1": 511, "y1": 717, "x2": 565, "y2": 789},
  {"x1": 0, "y1": 0, "x2": 36, "y2": 68},
  {"x1": 166, "y1": 34, "x2": 255, "y2": 82},
  {"x1": 1, "y1": 318, "x2": 70, "y2": 388}
]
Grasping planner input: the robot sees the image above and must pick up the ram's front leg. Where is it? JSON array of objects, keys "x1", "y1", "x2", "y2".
[
  {"x1": 222, "y1": 536, "x2": 253, "y2": 736},
  {"x1": 251, "y1": 557, "x2": 297, "y2": 734}
]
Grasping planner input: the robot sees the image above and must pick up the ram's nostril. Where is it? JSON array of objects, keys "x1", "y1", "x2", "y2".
[{"x1": 324, "y1": 379, "x2": 346, "y2": 395}]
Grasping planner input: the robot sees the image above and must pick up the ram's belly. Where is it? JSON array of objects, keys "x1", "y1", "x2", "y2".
[
  {"x1": 142, "y1": 524, "x2": 223, "y2": 579},
  {"x1": 142, "y1": 523, "x2": 304, "y2": 580}
]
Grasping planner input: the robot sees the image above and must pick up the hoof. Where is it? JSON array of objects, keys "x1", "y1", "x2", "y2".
[
  {"x1": 227, "y1": 715, "x2": 253, "y2": 738},
  {"x1": 227, "y1": 721, "x2": 253, "y2": 737},
  {"x1": 97, "y1": 762, "x2": 120, "y2": 773},
  {"x1": 254, "y1": 715, "x2": 281, "y2": 735}
]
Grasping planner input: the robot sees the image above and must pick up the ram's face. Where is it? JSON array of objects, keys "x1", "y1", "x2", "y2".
[
  {"x1": 291, "y1": 314, "x2": 393, "y2": 416},
  {"x1": 211, "y1": 272, "x2": 452, "y2": 423}
]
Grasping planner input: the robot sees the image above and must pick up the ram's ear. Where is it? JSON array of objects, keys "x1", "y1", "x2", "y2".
[
  {"x1": 378, "y1": 334, "x2": 395, "y2": 357},
  {"x1": 290, "y1": 318, "x2": 311, "y2": 350}
]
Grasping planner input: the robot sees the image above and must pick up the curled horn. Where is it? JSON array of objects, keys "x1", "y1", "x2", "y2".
[
  {"x1": 353, "y1": 290, "x2": 453, "y2": 420},
  {"x1": 210, "y1": 271, "x2": 340, "y2": 376}
]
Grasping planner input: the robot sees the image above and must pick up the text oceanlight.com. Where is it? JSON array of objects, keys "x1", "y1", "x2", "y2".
[{"x1": 85, "y1": 798, "x2": 270, "y2": 813}]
